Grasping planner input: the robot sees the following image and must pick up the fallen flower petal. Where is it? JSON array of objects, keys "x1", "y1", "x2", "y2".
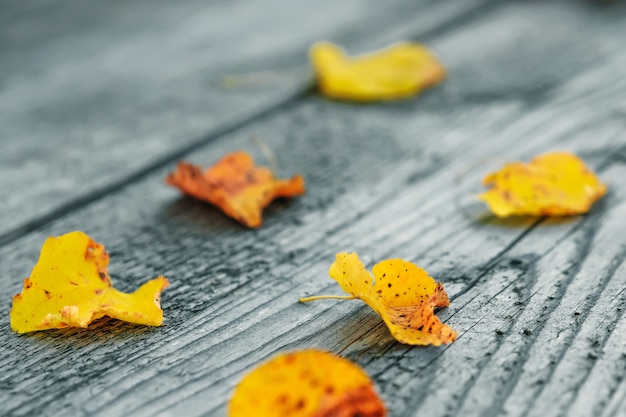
[
  {"x1": 10, "y1": 231, "x2": 169, "y2": 334},
  {"x1": 165, "y1": 151, "x2": 305, "y2": 228},
  {"x1": 300, "y1": 253, "x2": 457, "y2": 346},
  {"x1": 479, "y1": 151, "x2": 606, "y2": 217},
  {"x1": 229, "y1": 350, "x2": 386, "y2": 417},
  {"x1": 310, "y1": 41, "x2": 445, "y2": 102}
]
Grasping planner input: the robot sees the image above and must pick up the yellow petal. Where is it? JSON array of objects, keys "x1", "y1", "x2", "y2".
[
  {"x1": 479, "y1": 151, "x2": 607, "y2": 217},
  {"x1": 326, "y1": 253, "x2": 456, "y2": 346},
  {"x1": 310, "y1": 41, "x2": 445, "y2": 102},
  {"x1": 10, "y1": 231, "x2": 169, "y2": 333},
  {"x1": 228, "y1": 350, "x2": 386, "y2": 417}
]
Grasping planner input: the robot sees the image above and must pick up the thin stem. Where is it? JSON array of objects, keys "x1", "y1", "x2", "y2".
[
  {"x1": 250, "y1": 135, "x2": 278, "y2": 173},
  {"x1": 299, "y1": 295, "x2": 357, "y2": 303}
]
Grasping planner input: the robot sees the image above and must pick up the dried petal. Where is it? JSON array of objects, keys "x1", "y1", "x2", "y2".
[
  {"x1": 229, "y1": 350, "x2": 386, "y2": 417},
  {"x1": 479, "y1": 151, "x2": 607, "y2": 217},
  {"x1": 10, "y1": 231, "x2": 169, "y2": 333},
  {"x1": 310, "y1": 41, "x2": 445, "y2": 101},
  {"x1": 166, "y1": 151, "x2": 305, "y2": 228},
  {"x1": 302, "y1": 253, "x2": 457, "y2": 346}
]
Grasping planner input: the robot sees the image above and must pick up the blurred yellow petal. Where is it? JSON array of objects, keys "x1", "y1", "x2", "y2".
[
  {"x1": 229, "y1": 350, "x2": 386, "y2": 417},
  {"x1": 479, "y1": 151, "x2": 607, "y2": 217},
  {"x1": 310, "y1": 41, "x2": 445, "y2": 101}
]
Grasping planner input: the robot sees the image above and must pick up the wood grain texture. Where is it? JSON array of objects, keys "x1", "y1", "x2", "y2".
[
  {"x1": 1, "y1": 1, "x2": 626, "y2": 417},
  {"x1": 0, "y1": 0, "x2": 493, "y2": 243}
]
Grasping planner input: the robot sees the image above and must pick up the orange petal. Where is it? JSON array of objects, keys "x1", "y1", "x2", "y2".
[{"x1": 166, "y1": 151, "x2": 305, "y2": 227}]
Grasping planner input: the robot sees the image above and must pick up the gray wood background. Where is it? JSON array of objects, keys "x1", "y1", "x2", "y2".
[{"x1": 1, "y1": 0, "x2": 625, "y2": 416}]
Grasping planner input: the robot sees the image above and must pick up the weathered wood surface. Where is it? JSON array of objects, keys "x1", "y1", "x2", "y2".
[
  {"x1": 0, "y1": 0, "x2": 493, "y2": 243},
  {"x1": 1, "y1": 1, "x2": 626, "y2": 417}
]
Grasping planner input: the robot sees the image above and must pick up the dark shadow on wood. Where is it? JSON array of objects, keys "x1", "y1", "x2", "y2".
[
  {"x1": 159, "y1": 197, "x2": 244, "y2": 233},
  {"x1": 159, "y1": 196, "x2": 301, "y2": 234},
  {"x1": 19, "y1": 317, "x2": 160, "y2": 347},
  {"x1": 477, "y1": 214, "x2": 583, "y2": 229},
  {"x1": 479, "y1": 215, "x2": 543, "y2": 229}
]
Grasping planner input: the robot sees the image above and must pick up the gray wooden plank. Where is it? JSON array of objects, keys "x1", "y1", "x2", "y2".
[
  {"x1": 0, "y1": 0, "x2": 494, "y2": 244},
  {"x1": 1, "y1": 1, "x2": 625, "y2": 417}
]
